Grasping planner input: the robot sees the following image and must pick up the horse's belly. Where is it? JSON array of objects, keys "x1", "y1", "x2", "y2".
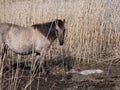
[
  {"x1": 8, "y1": 44, "x2": 33, "y2": 55},
  {"x1": 6, "y1": 30, "x2": 35, "y2": 54},
  {"x1": 7, "y1": 39, "x2": 34, "y2": 55}
]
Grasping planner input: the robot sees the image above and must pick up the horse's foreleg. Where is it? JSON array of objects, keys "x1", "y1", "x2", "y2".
[
  {"x1": 32, "y1": 51, "x2": 46, "y2": 74},
  {"x1": 32, "y1": 53, "x2": 40, "y2": 72},
  {"x1": 32, "y1": 52, "x2": 46, "y2": 73},
  {"x1": 38, "y1": 50, "x2": 48, "y2": 74}
]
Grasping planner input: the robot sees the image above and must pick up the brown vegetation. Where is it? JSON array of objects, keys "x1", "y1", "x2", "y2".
[
  {"x1": 0, "y1": 0, "x2": 120, "y2": 64},
  {"x1": 0, "y1": 0, "x2": 120, "y2": 90}
]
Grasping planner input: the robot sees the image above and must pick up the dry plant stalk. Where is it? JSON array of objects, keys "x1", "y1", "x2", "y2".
[{"x1": 0, "y1": 0, "x2": 119, "y2": 90}]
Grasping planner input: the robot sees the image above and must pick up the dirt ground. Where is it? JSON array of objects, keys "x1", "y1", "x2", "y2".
[{"x1": 1, "y1": 56, "x2": 120, "y2": 90}]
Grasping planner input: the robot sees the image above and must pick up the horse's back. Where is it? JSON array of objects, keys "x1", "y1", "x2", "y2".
[
  {"x1": 0, "y1": 23, "x2": 31, "y2": 45},
  {"x1": 0, "y1": 22, "x2": 52, "y2": 55}
]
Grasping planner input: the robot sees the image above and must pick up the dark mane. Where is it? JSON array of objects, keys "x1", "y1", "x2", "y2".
[
  {"x1": 32, "y1": 21, "x2": 56, "y2": 41},
  {"x1": 32, "y1": 19, "x2": 64, "y2": 41}
]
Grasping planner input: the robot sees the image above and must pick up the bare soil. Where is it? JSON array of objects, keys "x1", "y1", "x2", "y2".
[{"x1": 1, "y1": 57, "x2": 120, "y2": 90}]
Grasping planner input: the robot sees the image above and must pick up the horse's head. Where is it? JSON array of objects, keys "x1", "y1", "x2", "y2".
[{"x1": 54, "y1": 19, "x2": 65, "y2": 45}]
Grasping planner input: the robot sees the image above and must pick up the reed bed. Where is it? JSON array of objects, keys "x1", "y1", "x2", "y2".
[{"x1": 0, "y1": 0, "x2": 119, "y2": 64}]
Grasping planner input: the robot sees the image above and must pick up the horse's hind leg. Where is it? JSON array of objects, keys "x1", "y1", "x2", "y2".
[
  {"x1": 1, "y1": 44, "x2": 8, "y2": 70},
  {"x1": 1, "y1": 44, "x2": 8, "y2": 61},
  {"x1": 0, "y1": 44, "x2": 8, "y2": 88}
]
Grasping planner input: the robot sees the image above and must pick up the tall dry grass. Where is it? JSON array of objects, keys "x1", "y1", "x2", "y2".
[
  {"x1": 0, "y1": 0, "x2": 119, "y2": 64},
  {"x1": 0, "y1": 0, "x2": 120, "y2": 89}
]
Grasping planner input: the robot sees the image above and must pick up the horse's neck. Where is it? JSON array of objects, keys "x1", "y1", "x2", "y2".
[
  {"x1": 47, "y1": 28, "x2": 57, "y2": 42},
  {"x1": 32, "y1": 24, "x2": 57, "y2": 42}
]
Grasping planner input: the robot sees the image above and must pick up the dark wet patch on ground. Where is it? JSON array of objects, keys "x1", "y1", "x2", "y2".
[{"x1": 1, "y1": 57, "x2": 120, "y2": 90}]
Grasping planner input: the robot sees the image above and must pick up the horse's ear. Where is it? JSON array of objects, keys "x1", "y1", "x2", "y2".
[
  {"x1": 63, "y1": 19, "x2": 65, "y2": 23},
  {"x1": 55, "y1": 20, "x2": 58, "y2": 25}
]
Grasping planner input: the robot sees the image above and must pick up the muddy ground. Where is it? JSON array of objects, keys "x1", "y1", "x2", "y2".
[{"x1": 1, "y1": 56, "x2": 120, "y2": 90}]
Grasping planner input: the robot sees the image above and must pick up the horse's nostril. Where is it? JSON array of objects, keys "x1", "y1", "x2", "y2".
[{"x1": 60, "y1": 41, "x2": 64, "y2": 45}]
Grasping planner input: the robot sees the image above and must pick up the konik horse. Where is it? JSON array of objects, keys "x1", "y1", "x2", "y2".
[{"x1": 0, "y1": 19, "x2": 66, "y2": 73}]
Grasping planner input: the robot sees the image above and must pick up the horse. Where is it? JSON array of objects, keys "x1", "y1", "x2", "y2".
[{"x1": 0, "y1": 19, "x2": 66, "y2": 73}]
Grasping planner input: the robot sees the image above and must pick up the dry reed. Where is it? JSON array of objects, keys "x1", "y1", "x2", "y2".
[
  {"x1": 0, "y1": 0, "x2": 120, "y2": 89},
  {"x1": 0, "y1": 0, "x2": 119, "y2": 63}
]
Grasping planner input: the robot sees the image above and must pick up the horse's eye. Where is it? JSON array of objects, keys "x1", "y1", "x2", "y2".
[{"x1": 56, "y1": 29, "x2": 58, "y2": 33}]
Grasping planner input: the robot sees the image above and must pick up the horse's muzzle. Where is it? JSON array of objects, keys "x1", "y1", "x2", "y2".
[{"x1": 60, "y1": 41, "x2": 64, "y2": 45}]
